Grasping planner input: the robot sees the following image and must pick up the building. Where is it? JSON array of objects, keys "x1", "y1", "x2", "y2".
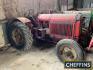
[
  {"x1": 74, "y1": 0, "x2": 93, "y2": 9},
  {"x1": 59, "y1": 0, "x2": 93, "y2": 10},
  {"x1": 57, "y1": 0, "x2": 74, "y2": 11}
]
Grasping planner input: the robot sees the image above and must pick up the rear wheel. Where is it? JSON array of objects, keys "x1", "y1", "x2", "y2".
[
  {"x1": 56, "y1": 39, "x2": 84, "y2": 62},
  {"x1": 6, "y1": 21, "x2": 33, "y2": 51}
]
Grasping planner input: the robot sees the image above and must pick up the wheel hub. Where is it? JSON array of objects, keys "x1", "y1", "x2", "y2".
[
  {"x1": 12, "y1": 28, "x2": 24, "y2": 45},
  {"x1": 60, "y1": 46, "x2": 77, "y2": 61}
]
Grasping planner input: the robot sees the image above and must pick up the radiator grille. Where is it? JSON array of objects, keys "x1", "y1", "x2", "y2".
[{"x1": 50, "y1": 23, "x2": 73, "y2": 36}]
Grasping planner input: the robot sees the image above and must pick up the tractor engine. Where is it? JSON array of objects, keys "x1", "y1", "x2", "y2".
[
  {"x1": 34, "y1": 14, "x2": 50, "y2": 39},
  {"x1": 37, "y1": 13, "x2": 92, "y2": 48},
  {"x1": 37, "y1": 14, "x2": 80, "y2": 42}
]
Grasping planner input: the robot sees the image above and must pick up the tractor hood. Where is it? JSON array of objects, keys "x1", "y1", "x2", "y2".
[
  {"x1": 38, "y1": 14, "x2": 51, "y2": 21},
  {"x1": 38, "y1": 14, "x2": 79, "y2": 23}
]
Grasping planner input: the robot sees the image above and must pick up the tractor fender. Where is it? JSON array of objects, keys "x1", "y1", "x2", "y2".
[
  {"x1": 6, "y1": 17, "x2": 33, "y2": 30},
  {"x1": 17, "y1": 17, "x2": 33, "y2": 28},
  {"x1": 6, "y1": 17, "x2": 32, "y2": 25},
  {"x1": 17, "y1": 17, "x2": 38, "y2": 27},
  {"x1": 17, "y1": 17, "x2": 31, "y2": 24},
  {"x1": 88, "y1": 37, "x2": 93, "y2": 49}
]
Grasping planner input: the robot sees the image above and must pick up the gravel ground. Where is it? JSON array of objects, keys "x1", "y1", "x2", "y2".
[{"x1": 0, "y1": 44, "x2": 92, "y2": 70}]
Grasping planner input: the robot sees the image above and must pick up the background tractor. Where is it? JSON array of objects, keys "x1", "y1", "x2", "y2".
[{"x1": 0, "y1": 11, "x2": 93, "y2": 63}]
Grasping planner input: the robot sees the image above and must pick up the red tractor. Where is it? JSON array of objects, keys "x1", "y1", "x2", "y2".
[{"x1": 5, "y1": 13, "x2": 93, "y2": 62}]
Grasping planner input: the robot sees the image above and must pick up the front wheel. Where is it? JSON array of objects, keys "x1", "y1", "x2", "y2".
[{"x1": 56, "y1": 39, "x2": 84, "y2": 63}]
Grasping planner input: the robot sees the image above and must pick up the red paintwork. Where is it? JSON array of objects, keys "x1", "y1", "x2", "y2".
[
  {"x1": 8, "y1": 11, "x2": 93, "y2": 52},
  {"x1": 16, "y1": 14, "x2": 92, "y2": 50},
  {"x1": 88, "y1": 37, "x2": 93, "y2": 48},
  {"x1": 73, "y1": 21, "x2": 80, "y2": 39},
  {"x1": 37, "y1": 14, "x2": 80, "y2": 41},
  {"x1": 49, "y1": 14, "x2": 79, "y2": 40},
  {"x1": 49, "y1": 23, "x2": 74, "y2": 41},
  {"x1": 16, "y1": 13, "x2": 93, "y2": 50},
  {"x1": 38, "y1": 14, "x2": 51, "y2": 21},
  {"x1": 38, "y1": 14, "x2": 75, "y2": 22}
]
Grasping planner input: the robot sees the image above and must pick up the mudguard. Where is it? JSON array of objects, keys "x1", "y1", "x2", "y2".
[
  {"x1": 17, "y1": 17, "x2": 31, "y2": 23},
  {"x1": 88, "y1": 37, "x2": 93, "y2": 49},
  {"x1": 6, "y1": 17, "x2": 31, "y2": 26},
  {"x1": 6, "y1": 17, "x2": 33, "y2": 30}
]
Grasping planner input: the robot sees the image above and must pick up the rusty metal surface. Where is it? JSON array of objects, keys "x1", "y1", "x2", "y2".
[{"x1": 17, "y1": 17, "x2": 31, "y2": 23}]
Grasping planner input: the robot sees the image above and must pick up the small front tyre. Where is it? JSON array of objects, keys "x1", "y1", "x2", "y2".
[{"x1": 56, "y1": 39, "x2": 84, "y2": 63}]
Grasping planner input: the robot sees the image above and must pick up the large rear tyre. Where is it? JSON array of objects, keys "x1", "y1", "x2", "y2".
[
  {"x1": 6, "y1": 21, "x2": 33, "y2": 51},
  {"x1": 56, "y1": 39, "x2": 84, "y2": 63}
]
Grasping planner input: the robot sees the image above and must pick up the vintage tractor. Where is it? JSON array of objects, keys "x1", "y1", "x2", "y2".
[{"x1": 4, "y1": 11, "x2": 93, "y2": 62}]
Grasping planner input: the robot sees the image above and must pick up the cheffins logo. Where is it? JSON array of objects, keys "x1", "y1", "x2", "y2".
[{"x1": 64, "y1": 61, "x2": 91, "y2": 69}]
